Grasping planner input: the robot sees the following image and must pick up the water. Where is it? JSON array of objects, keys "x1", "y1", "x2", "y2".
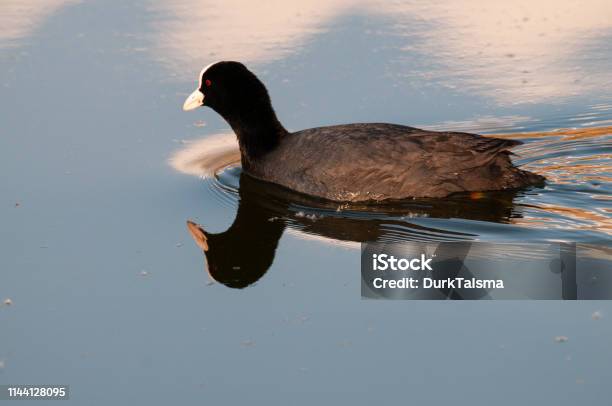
[{"x1": 1, "y1": 0, "x2": 611, "y2": 404}]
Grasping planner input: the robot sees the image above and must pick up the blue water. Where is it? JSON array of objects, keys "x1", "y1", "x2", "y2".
[{"x1": 1, "y1": 1, "x2": 611, "y2": 404}]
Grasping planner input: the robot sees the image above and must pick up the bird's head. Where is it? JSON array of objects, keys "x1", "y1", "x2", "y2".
[{"x1": 183, "y1": 61, "x2": 270, "y2": 121}]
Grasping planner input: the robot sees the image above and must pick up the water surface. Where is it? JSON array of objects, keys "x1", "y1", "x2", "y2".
[{"x1": 1, "y1": 1, "x2": 611, "y2": 404}]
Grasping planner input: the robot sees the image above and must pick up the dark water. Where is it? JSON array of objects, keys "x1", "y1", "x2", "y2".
[{"x1": 1, "y1": 1, "x2": 611, "y2": 404}]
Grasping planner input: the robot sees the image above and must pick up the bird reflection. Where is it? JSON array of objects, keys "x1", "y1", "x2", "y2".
[{"x1": 187, "y1": 172, "x2": 526, "y2": 289}]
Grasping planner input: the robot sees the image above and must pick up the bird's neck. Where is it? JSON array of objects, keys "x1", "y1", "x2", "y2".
[{"x1": 225, "y1": 107, "x2": 288, "y2": 169}]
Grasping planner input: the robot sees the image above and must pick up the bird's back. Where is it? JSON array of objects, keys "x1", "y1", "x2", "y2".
[{"x1": 247, "y1": 123, "x2": 542, "y2": 201}]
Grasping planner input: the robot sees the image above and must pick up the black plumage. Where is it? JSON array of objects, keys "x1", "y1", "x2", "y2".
[{"x1": 184, "y1": 61, "x2": 544, "y2": 202}]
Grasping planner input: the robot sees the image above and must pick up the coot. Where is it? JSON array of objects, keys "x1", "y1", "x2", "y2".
[{"x1": 183, "y1": 61, "x2": 544, "y2": 201}]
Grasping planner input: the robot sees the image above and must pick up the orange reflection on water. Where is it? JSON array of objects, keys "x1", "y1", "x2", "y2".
[
  {"x1": 516, "y1": 204, "x2": 612, "y2": 234},
  {"x1": 492, "y1": 125, "x2": 611, "y2": 235},
  {"x1": 494, "y1": 125, "x2": 612, "y2": 140},
  {"x1": 494, "y1": 126, "x2": 612, "y2": 185}
]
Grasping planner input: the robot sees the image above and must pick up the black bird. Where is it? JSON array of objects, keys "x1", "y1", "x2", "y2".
[{"x1": 183, "y1": 61, "x2": 544, "y2": 201}]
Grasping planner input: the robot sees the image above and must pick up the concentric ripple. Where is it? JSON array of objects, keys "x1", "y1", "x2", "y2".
[
  {"x1": 495, "y1": 126, "x2": 612, "y2": 240},
  {"x1": 171, "y1": 124, "x2": 612, "y2": 246}
]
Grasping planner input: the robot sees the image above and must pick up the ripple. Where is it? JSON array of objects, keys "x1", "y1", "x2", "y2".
[
  {"x1": 171, "y1": 125, "x2": 612, "y2": 245},
  {"x1": 169, "y1": 132, "x2": 239, "y2": 178},
  {"x1": 494, "y1": 126, "x2": 612, "y2": 239}
]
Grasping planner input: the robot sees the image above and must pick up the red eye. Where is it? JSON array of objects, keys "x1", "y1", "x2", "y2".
[{"x1": 205, "y1": 79, "x2": 212, "y2": 87}]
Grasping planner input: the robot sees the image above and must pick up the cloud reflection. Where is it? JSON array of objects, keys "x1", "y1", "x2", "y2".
[
  {"x1": 149, "y1": 0, "x2": 357, "y2": 73},
  {"x1": 150, "y1": 0, "x2": 612, "y2": 104},
  {"x1": 0, "y1": 0, "x2": 79, "y2": 48}
]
